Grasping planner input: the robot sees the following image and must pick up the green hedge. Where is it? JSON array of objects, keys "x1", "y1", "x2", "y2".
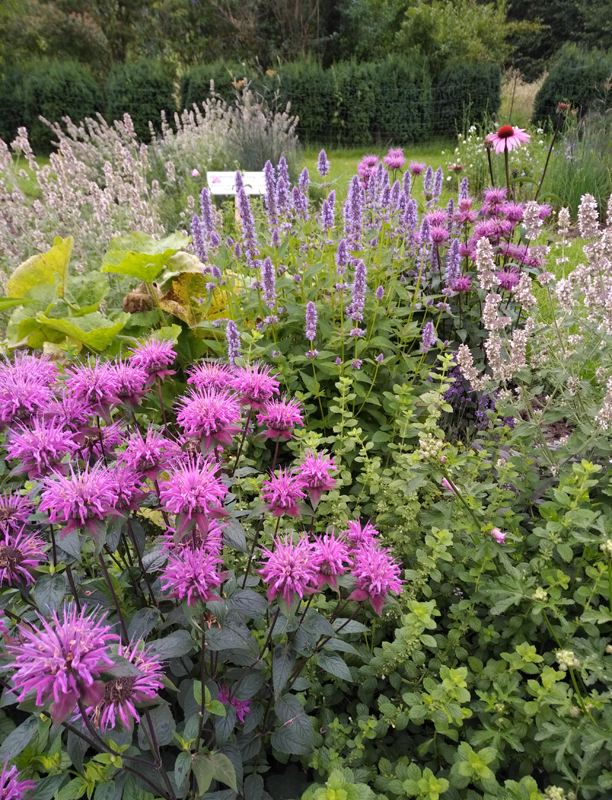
[
  {"x1": 0, "y1": 70, "x2": 26, "y2": 144},
  {"x1": 533, "y1": 44, "x2": 612, "y2": 124},
  {"x1": 107, "y1": 59, "x2": 176, "y2": 141},
  {"x1": 180, "y1": 62, "x2": 253, "y2": 109},
  {"x1": 21, "y1": 60, "x2": 103, "y2": 151},
  {"x1": 433, "y1": 62, "x2": 501, "y2": 135},
  {"x1": 275, "y1": 60, "x2": 336, "y2": 143}
]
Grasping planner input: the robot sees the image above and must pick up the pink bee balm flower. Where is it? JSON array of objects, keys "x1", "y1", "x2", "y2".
[
  {"x1": 6, "y1": 417, "x2": 77, "y2": 479},
  {"x1": 257, "y1": 396, "x2": 304, "y2": 440},
  {"x1": 259, "y1": 536, "x2": 318, "y2": 607},
  {"x1": 0, "y1": 763, "x2": 36, "y2": 800},
  {"x1": 313, "y1": 532, "x2": 352, "y2": 590},
  {"x1": 486, "y1": 125, "x2": 530, "y2": 155},
  {"x1": 231, "y1": 362, "x2": 280, "y2": 409},
  {"x1": 158, "y1": 457, "x2": 228, "y2": 538},
  {"x1": 430, "y1": 226, "x2": 450, "y2": 245},
  {"x1": 74, "y1": 422, "x2": 124, "y2": 460},
  {"x1": 162, "y1": 517, "x2": 224, "y2": 557},
  {"x1": 109, "y1": 466, "x2": 148, "y2": 513},
  {"x1": 0, "y1": 610, "x2": 8, "y2": 636},
  {"x1": 441, "y1": 477, "x2": 456, "y2": 493},
  {"x1": 64, "y1": 358, "x2": 121, "y2": 419},
  {"x1": 39, "y1": 463, "x2": 118, "y2": 538},
  {"x1": 217, "y1": 684, "x2": 251, "y2": 723},
  {"x1": 383, "y1": 148, "x2": 405, "y2": 171},
  {"x1": 491, "y1": 528, "x2": 507, "y2": 543},
  {"x1": 109, "y1": 359, "x2": 149, "y2": 406},
  {"x1": 2, "y1": 351, "x2": 58, "y2": 385},
  {"x1": 161, "y1": 547, "x2": 224, "y2": 605},
  {"x1": 349, "y1": 542, "x2": 403, "y2": 615},
  {"x1": 451, "y1": 276, "x2": 472, "y2": 294},
  {"x1": 496, "y1": 268, "x2": 521, "y2": 291},
  {"x1": 8, "y1": 604, "x2": 117, "y2": 723},
  {"x1": 357, "y1": 155, "x2": 379, "y2": 184},
  {"x1": 261, "y1": 467, "x2": 306, "y2": 517},
  {"x1": 343, "y1": 518, "x2": 378, "y2": 549},
  {"x1": 296, "y1": 451, "x2": 337, "y2": 505},
  {"x1": 0, "y1": 369, "x2": 52, "y2": 428},
  {"x1": 119, "y1": 428, "x2": 182, "y2": 478},
  {"x1": 0, "y1": 491, "x2": 33, "y2": 533},
  {"x1": 409, "y1": 162, "x2": 427, "y2": 176},
  {"x1": 188, "y1": 361, "x2": 235, "y2": 392},
  {"x1": 88, "y1": 641, "x2": 164, "y2": 731},
  {"x1": 176, "y1": 387, "x2": 242, "y2": 449},
  {"x1": 46, "y1": 390, "x2": 95, "y2": 431},
  {"x1": 129, "y1": 336, "x2": 176, "y2": 385},
  {"x1": 0, "y1": 526, "x2": 46, "y2": 586}
]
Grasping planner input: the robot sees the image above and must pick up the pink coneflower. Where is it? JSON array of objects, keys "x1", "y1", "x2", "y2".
[
  {"x1": 349, "y1": 542, "x2": 403, "y2": 615},
  {"x1": 109, "y1": 466, "x2": 148, "y2": 513},
  {"x1": 0, "y1": 763, "x2": 36, "y2": 800},
  {"x1": 313, "y1": 532, "x2": 352, "y2": 590},
  {"x1": 158, "y1": 457, "x2": 228, "y2": 538},
  {"x1": 6, "y1": 417, "x2": 77, "y2": 479},
  {"x1": 496, "y1": 268, "x2": 521, "y2": 291},
  {"x1": 296, "y1": 451, "x2": 337, "y2": 505},
  {"x1": 450, "y1": 276, "x2": 472, "y2": 294},
  {"x1": 88, "y1": 641, "x2": 164, "y2": 731},
  {"x1": 343, "y1": 518, "x2": 378, "y2": 549},
  {"x1": 39, "y1": 463, "x2": 118, "y2": 538},
  {"x1": 383, "y1": 149, "x2": 405, "y2": 171},
  {"x1": 409, "y1": 162, "x2": 427, "y2": 176},
  {"x1": 109, "y1": 359, "x2": 149, "y2": 406},
  {"x1": 160, "y1": 547, "x2": 225, "y2": 605},
  {"x1": 257, "y1": 396, "x2": 304, "y2": 440},
  {"x1": 261, "y1": 467, "x2": 306, "y2": 518},
  {"x1": 0, "y1": 526, "x2": 46, "y2": 586},
  {"x1": 231, "y1": 362, "x2": 280, "y2": 409},
  {"x1": 259, "y1": 536, "x2": 317, "y2": 607},
  {"x1": 449, "y1": 163, "x2": 466, "y2": 172},
  {"x1": 0, "y1": 491, "x2": 33, "y2": 533},
  {"x1": 64, "y1": 358, "x2": 121, "y2": 419},
  {"x1": 217, "y1": 685, "x2": 251, "y2": 723},
  {"x1": 491, "y1": 528, "x2": 507, "y2": 543},
  {"x1": 486, "y1": 125, "x2": 530, "y2": 155},
  {"x1": 119, "y1": 428, "x2": 182, "y2": 479},
  {"x1": 0, "y1": 370, "x2": 52, "y2": 428},
  {"x1": 74, "y1": 422, "x2": 124, "y2": 461},
  {"x1": 129, "y1": 336, "x2": 176, "y2": 385},
  {"x1": 8, "y1": 604, "x2": 116, "y2": 723},
  {"x1": 187, "y1": 361, "x2": 234, "y2": 391},
  {"x1": 175, "y1": 388, "x2": 242, "y2": 449}
]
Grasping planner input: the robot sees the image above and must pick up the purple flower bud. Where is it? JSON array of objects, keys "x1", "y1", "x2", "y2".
[
  {"x1": 271, "y1": 228, "x2": 281, "y2": 247},
  {"x1": 369, "y1": 236, "x2": 378, "y2": 247},
  {"x1": 335, "y1": 357, "x2": 342, "y2": 366},
  {"x1": 305, "y1": 301, "x2": 317, "y2": 342},
  {"x1": 305, "y1": 349, "x2": 319, "y2": 359},
  {"x1": 234, "y1": 242, "x2": 242, "y2": 259},
  {"x1": 349, "y1": 327, "x2": 365, "y2": 337},
  {"x1": 317, "y1": 149, "x2": 330, "y2": 177},
  {"x1": 375, "y1": 285, "x2": 384, "y2": 300},
  {"x1": 376, "y1": 353, "x2": 384, "y2": 363},
  {"x1": 336, "y1": 239, "x2": 349, "y2": 268},
  {"x1": 351, "y1": 359, "x2": 363, "y2": 370},
  {"x1": 293, "y1": 273, "x2": 302, "y2": 283}
]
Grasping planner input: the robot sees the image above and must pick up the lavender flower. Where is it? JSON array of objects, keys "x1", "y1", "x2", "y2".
[
  {"x1": 261, "y1": 467, "x2": 306, "y2": 517},
  {"x1": 235, "y1": 171, "x2": 260, "y2": 267},
  {"x1": 347, "y1": 259, "x2": 367, "y2": 321},
  {"x1": 445, "y1": 238, "x2": 461, "y2": 286},
  {"x1": 348, "y1": 542, "x2": 403, "y2": 614},
  {"x1": 421, "y1": 321, "x2": 436, "y2": 353},
  {"x1": 0, "y1": 526, "x2": 46, "y2": 586},
  {"x1": 0, "y1": 763, "x2": 36, "y2": 799},
  {"x1": 40, "y1": 464, "x2": 118, "y2": 538},
  {"x1": 225, "y1": 320, "x2": 242, "y2": 365},
  {"x1": 8, "y1": 604, "x2": 116, "y2": 723},
  {"x1": 175, "y1": 388, "x2": 241, "y2": 449},
  {"x1": 305, "y1": 301, "x2": 317, "y2": 343},
  {"x1": 159, "y1": 457, "x2": 228, "y2": 539},
  {"x1": 161, "y1": 547, "x2": 224, "y2": 605},
  {"x1": 88, "y1": 641, "x2": 164, "y2": 731},
  {"x1": 317, "y1": 149, "x2": 330, "y2": 177},
  {"x1": 259, "y1": 536, "x2": 317, "y2": 606},
  {"x1": 261, "y1": 256, "x2": 277, "y2": 308},
  {"x1": 7, "y1": 417, "x2": 76, "y2": 479}
]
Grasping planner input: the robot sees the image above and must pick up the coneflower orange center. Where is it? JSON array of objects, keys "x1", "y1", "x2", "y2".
[{"x1": 497, "y1": 125, "x2": 515, "y2": 138}]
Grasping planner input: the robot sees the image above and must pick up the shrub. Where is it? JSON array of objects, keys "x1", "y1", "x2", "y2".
[
  {"x1": 107, "y1": 59, "x2": 176, "y2": 141},
  {"x1": 275, "y1": 60, "x2": 337, "y2": 144},
  {"x1": 533, "y1": 44, "x2": 612, "y2": 125},
  {"x1": 0, "y1": 69, "x2": 26, "y2": 144},
  {"x1": 371, "y1": 57, "x2": 433, "y2": 143},
  {"x1": 434, "y1": 61, "x2": 501, "y2": 136},
  {"x1": 21, "y1": 59, "x2": 104, "y2": 152},
  {"x1": 179, "y1": 61, "x2": 253, "y2": 109}
]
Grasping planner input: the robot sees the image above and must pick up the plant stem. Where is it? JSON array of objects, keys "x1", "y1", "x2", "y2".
[
  {"x1": 98, "y1": 553, "x2": 129, "y2": 642},
  {"x1": 127, "y1": 517, "x2": 158, "y2": 607},
  {"x1": 231, "y1": 407, "x2": 253, "y2": 477}
]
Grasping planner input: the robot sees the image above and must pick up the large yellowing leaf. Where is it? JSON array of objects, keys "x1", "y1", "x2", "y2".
[
  {"x1": 6, "y1": 237, "x2": 73, "y2": 299},
  {"x1": 36, "y1": 311, "x2": 130, "y2": 351},
  {"x1": 102, "y1": 232, "x2": 190, "y2": 283}
]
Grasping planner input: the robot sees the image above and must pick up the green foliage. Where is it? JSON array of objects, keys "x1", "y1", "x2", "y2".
[
  {"x1": 0, "y1": 69, "x2": 25, "y2": 144},
  {"x1": 533, "y1": 44, "x2": 612, "y2": 125},
  {"x1": 20, "y1": 59, "x2": 104, "y2": 152},
  {"x1": 106, "y1": 59, "x2": 176, "y2": 141},
  {"x1": 275, "y1": 60, "x2": 337, "y2": 144},
  {"x1": 434, "y1": 62, "x2": 501, "y2": 136},
  {"x1": 179, "y1": 61, "x2": 254, "y2": 108}
]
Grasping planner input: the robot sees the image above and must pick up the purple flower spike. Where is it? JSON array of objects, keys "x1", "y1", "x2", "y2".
[
  {"x1": 0, "y1": 526, "x2": 46, "y2": 586},
  {"x1": 376, "y1": 353, "x2": 384, "y2": 363},
  {"x1": 445, "y1": 238, "x2": 461, "y2": 286},
  {"x1": 351, "y1": 359, "x2": 363, "y2": 370},
  {"x1": 423, "y1": 166, "x2": 433, "y2": 195},
  {"x1": 313, "y1": 532, "x2": 352, "y2": 590},
  {"x1": 225, "y1": 320, "x2": 242, "y2": 365},
  {"x1": 161, "y1": 547, "x2": 225, "y2": 606},
  {"x1": 175, "y1": 388, "x2": 241, "y2": 449},
  {"x1": 40, "y1": 463, "x2": 118, "y2": 539},
  {"x1": 299, "y1": 167, "x2": 310, "y2": 192},
  {"x1": 348, "y1": 542, "x2": 403, "y2": 615},
  {"x1": 231, "y1": 362, "x2": 280, "y2": 410},
  {"x1": 347, "y1": 259, "x2": 367, "y2": 322},
  {"x1": 88, "y1": 641, "x2": 164, "y2": 731},
  {"x1": 421, "y1": 321, "x2": 436, "y2": 353},
  {"x1": 261, "y1": 257, "x2": 277, "y2": 309},
  {"x1": 129, "y1": 337, "x2": 176, "y2": 385},
  {"x1": 192, "y1": 214, "x2": 208, "y2": 262},
  {"x1": 321, "y1": 199, "x2": 334, "y2": 231},
  {"x1": 259, "y1": 535, "x2": 317, "y2": 607},
  {"x1": 159, "y1": 457, "x2": 228, "y2": 539},
  {"x1": 296, "y1": 451, "x2": 337, "y2": 506},
  {"x1": 264, "y1": 160, "x2": 277, "y2": 225},
  {"x1": 7, "y1": 417, "x2": 77, "y2": 479},
  {"x1": 8, "y1": 604, "x2": 116, "y2": 723},
  {"x1": 305, "y1": 301, "x2": 317, "y2": 343},
  {"x1": 317, "y1": 149, "x2": 330, "y2": 177},
  {"x1": 257, "y1": 396, "x2": 304, "y2": 440},
  {"x1": 235, "y1": 171, "x2": 260, "y2": 267},
  {"x1": 200, "y1": 187, "x2": 218, "y2": 243},
  {"x1": 375, "y1": 285, "x2": 384, "y2": 300},
  {"x1": 336, "y1": 239, "x2": 349, "y2": 268},
  {"x1": 261, "y1": 467, "x2": 306, "y2": 517}
]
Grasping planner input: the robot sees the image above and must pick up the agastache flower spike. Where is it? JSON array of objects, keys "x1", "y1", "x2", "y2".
[
  {"x1": 259, "y1": 535, "x2": 317, "y2": 607},
  {"x1": 264, "y1": 160, "x2": 277, "y2": 225},
  {"x1": 192, "y1": 214, "x2": 208, "y2": 262},
  {"x1": 423, "y1": 166, "x2": 433, "y2": 195},
  {"x1": 261, "y1": 467, "x2": 306, "y2": 517},
  {"x1": 317, "y1": 149, "x2": 330, "y2": 177},
  {"x1": 445, "y1": 238, "x2": 461, "y2": 286},
  {"x1": 200, "y1": 187, "x2": 220, "y2": 245},
  {"x1": 305, "y1": 301, "x2": 317, "y2": 343},
  {"x1": 225, "y1": 320, "x2": 242, "y2": 365},
  {"x1": 235, "y1": 171, "x2": 260, "y2": 267},
  {"x1": 421, "y1": 321, "x2": 436, "y2": 353},
  {"x1": 459, "y1": 176, "x2": 469, "y2": 200},
  {"x1": 299, "y1": 167, "x2": 310, "y2": 192},
  {"x1": 260, "y1": 256, "x2": 277, "y2": 308},
  {"x1": 347, "y1": 259, "x2": 367, "y2": 321},
  {"x1": 7, "y1": 604, "x2": 116, "y2": 723}
]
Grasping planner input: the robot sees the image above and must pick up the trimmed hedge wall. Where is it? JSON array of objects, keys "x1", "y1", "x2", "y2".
[
  {"x1": 107, "y1": 60, "x2": 176, "y2": 141},
  {"x1": 180, "y1": 62, "x2": 252, "y2": 109},
  {"x1": 434, "y1": 62, "x2": 501, "y2": 135},
  {"x1": 533, "y1": 45, "x2": 612, "y2": 124}
]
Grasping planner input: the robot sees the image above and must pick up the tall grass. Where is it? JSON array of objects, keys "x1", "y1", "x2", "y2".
[{"x1": 500, "y1": 69, "x2": 546, "y2": 129}]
